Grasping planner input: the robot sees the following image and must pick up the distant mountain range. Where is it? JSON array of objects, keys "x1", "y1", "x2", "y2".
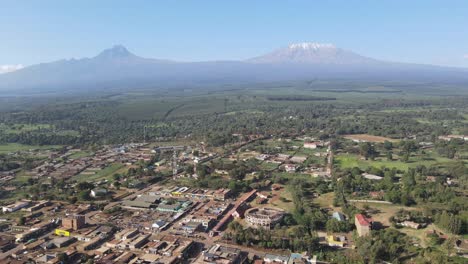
[{"x1": 1, "y1": 43, "x2": 467, "y2": 94}]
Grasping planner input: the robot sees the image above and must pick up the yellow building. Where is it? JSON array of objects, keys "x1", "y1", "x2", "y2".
[
  {"x1": 327, "y1": 235, "x2": 345, "y2": 247},
  {"x1": 55, "y1": 229, "x2": 70, "y2": 237}
]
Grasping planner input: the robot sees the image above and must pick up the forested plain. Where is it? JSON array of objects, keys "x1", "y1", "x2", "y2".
[
  {"x1": 0, "y1": 81, "x2": 467, "y2": 148},
  {"x1": 1, "y1": 80, "x2": 467, "y2": 263}
]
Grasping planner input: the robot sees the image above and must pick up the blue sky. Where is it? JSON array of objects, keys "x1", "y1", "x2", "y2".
[{"x1": 1, "y1": 0, "x2": 468, "y2": 69}]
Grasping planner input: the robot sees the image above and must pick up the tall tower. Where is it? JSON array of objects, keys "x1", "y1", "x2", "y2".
[{"x1": 172, "y1": 148, "x2": 178, "y2": 178}]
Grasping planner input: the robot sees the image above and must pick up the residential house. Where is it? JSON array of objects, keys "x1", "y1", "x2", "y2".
[{"x1": 355, "y1": 214, "x2": 373, "y2": 237}]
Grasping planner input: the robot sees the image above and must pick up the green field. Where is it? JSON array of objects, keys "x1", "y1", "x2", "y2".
[
  {"x1": 68, "y1": 150, "x2": 94, "y2": 159},
  {"x1": 0, "y1": 123, "x2": 53, "y2": 134},
  {"x1": 259, "y1": 162, "x2": 280, "y2": 171},
  {"x1": 0, "y1": 143, "x2": 61, "y2": 154},
  {"x1": 74, "y1": 163, "x2": 126, "y2": 182},
  {"x1": 272, "y1": 171, "x2": 315, "y2": 181},
  {"x1": 335, "y1": 152, "x2": 459, "y2": 171}
]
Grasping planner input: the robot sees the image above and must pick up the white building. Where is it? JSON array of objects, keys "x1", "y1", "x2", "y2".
[
  {"x1": 362, "y1": 173, "x2": 383, "y2": 180},
  {"x1": 2, "y1": 201, "x2": 30, "y2": 213},
  {"x1": 284, "y1": 164, "x2": 297, "y2": 173}
]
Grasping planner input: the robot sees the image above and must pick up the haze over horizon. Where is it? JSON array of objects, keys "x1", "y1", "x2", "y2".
[{"x1": 1, "y1": 0, "x2": 468, "y2": 72}]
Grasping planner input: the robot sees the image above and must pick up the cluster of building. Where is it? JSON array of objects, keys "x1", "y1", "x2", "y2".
[
  {"x1": 0, "y1": 183, "x2": 309, "y2": 263},
  {"x1": 0, "y1": 171, "x2": 15, "y2": 183},
  {"x1": 23, "y1": 143, "x2": 154, "y2": 183},
  {"x1": 251, "y1": 139, "x2": 332, "y2": 179},
  {"x1": 0, "y1": 136, "x2": 402, "y2": 263}
]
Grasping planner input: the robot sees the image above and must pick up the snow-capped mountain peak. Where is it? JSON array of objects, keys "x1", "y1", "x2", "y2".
[
  {"x1": 288, "y1": 42, "x2": 336, "y2": 50},
  {"x1": 248, "y1": 42, "x2": 377, "y2": 64}
]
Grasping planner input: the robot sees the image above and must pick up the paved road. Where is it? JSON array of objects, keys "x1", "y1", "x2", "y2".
[{"x1": 348, "y1": 200, "x2": 392, "y2": 204}]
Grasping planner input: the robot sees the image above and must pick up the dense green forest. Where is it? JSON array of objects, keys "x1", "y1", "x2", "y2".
[{"x1": 0, "y1": 83, "x2": 467, "y2": 147}]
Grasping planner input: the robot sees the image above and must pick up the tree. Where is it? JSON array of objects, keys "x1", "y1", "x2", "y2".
[
  {"x1": 76, "y1": 181, "x2": 94, "y2": 191},
  {"x1": 436, "y1": 211, "x2": 462, "y2": 234},
  {"x1": 196, "y1": 164, "x2": 208, "y2": 178},
  {"x1": 386, "y1": 151, "x2": 393, "y2": 161},
  {"x1": 112, "y1": 173, "x2": 121, "y2": 181},
  {"x1": 403, "y1": 169, "x2": 416, "y2": 189},
  {"x1": 185, "y1": 164, "x2": 194, "y2": 174},
  {"x1": 326, "y1": 219, "x2": 350, "y2": 233},
  {"x1": 355, "y1": 229, "x2": 411, "y2": 263},
  {"x1": 78, "y1": 190, "x2": 91, "y2": 201},
  {"x1": 359, "y1": 142, "x2": 378, "y2": 160},
  {"x1": 18, "y1": 216, "x2": 26, "y2": 225},
  {"x1": 383, "y1": 140, "x2": 393, "y2": 151},
  {"x1": 400, "y1": 140, "x2": 418, "y2": 162},
  {"x1": 229, "y1": 167, "x2": 246, "y2": 180}
]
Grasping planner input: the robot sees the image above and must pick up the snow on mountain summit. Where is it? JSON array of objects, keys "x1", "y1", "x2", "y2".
[
  {"x1": 288, "y1": 42, "x2": 336, "y2": 50},
  {"x1": 248, "y1": 42, "x2": 377, "y2": 64}
]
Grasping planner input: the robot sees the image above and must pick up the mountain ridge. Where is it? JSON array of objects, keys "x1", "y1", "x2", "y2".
[{"x1": 1, "y1": 43, "x2": 467, "y2": 94}]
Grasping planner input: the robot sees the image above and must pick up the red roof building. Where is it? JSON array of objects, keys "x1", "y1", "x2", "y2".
[{"x1": 355, "y1": 214, "x2": 373, "y2": 236}]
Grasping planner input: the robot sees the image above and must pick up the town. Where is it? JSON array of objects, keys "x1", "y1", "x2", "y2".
[{"x1": 0, "y1": 130, "x2": 466, "y2": 263}]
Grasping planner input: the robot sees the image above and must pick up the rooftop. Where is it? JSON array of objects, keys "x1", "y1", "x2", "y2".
[{"x1": 355, "y1": 214, "x2": 372, "y2": 226}]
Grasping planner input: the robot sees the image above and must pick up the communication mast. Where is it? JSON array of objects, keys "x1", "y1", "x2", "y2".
[
  {"x1": 172, "y1": 148, "x2": 178, "y2": 178},
  {"x1": 153, "y1": 145, "x2": 184, "y2": 179}
]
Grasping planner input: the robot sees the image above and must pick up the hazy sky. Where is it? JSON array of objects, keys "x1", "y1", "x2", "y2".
[{"x1": 1, "y1": 0, "x2": 468, "y2": 69}]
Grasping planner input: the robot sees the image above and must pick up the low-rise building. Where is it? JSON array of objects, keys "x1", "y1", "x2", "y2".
[
  {"x1": 332, "y1": 212, "x2": 346, "y2": 222},
  {"x1": 51, "y1": 236, "x2": 76, "y2": 248},
  {"x1": 90, "y1": 188, "x2": 108, "y2": 198},
  {"x1": 2, "y1": 201, "x2": 30, "y2": 213},
  {"x1": 202, "y1": 244, "x2": 246, "y2": 263},
  {"x1": 362, "y1": 173, "x2": 383, "y2": 180},
  {"x1": 355, "y1": 214, "x2": 373, "y2": 237},
  {"x1": 290, "y1": 156, "x2": 307, "y2": 163},
  {"x1": 264, "y1": 254, "x2": 290, "y2": 264},
  {"x1": 115, "y1": 228, "x2": 139, "y2": 240},
  {"x1": 327, "y1": 235, "x2": 346, "y2": 247},
  {"x1": 245, "y1": 207, "x2": 284, "y2": 229},
  {"x1": 304, "y1": 141, "x2": 322, "y2": 149},
  {"x1": 129, "y1": 234, "x2": 150, "y2": 249},
  {"x1": 284, "y1": 164, "x2": 297, "y2": 173}
]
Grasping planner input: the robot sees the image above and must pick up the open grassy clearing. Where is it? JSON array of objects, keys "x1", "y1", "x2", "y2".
[
  {"x1": 343, "y1": 134, "x2": 399, "y2": 143},
  {"x1": 294, "y1": 147, "x2": 327, "y2": 156},
  {"x1": 0, "y1": 143, "x2": 61, "y2": 154},
  {"x1": 270, "y1": 186, "x2": 294, "y2": 213},
  {"x1": 0, "y1": 123, "x2": 53, "y2": 133},
  {"x1": 313, "y1": 192, "x2": 335, "y2": 208},
  {"x1": 259, "y1": 162, "x2": 280, "y2": 171},
  {"x1": 9, "y1": 170, "x2": 32, "y2": 185},
  {"x1": 335, "y1": 152, "x2": 459, "y2": 171},
  {"x1": 352, "y1": 202, "x2": 420, "y2": 226},
  {"x1": 74, "y1": 163, "x2": 126, "y2": 183},
  {"x1": 349, "y1": 202, "x2": 439, "y2": 247},
  {"x1": 272, "y1": 171, "x2": 314, "y2": 182}
]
